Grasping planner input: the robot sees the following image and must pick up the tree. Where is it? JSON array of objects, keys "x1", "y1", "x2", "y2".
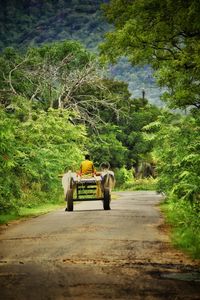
[
  {"x1": 0, "y1": 41, "x2": 123, "y2": 128},
  {"x1": 0, "y1": 107, "x2": 87, "y2": 212},
  {"x1": 100, "y1": 0, "x2": 200, "y2": 110},
  {"x1": 87, "y1": 78, "x2": 161, "y2": 170},
  {"x1": 145, "y1": 111, "x2": 200, "y2": 203},
  {"x1": 88, "y1": 123, "x2": 127, "y2": 168},
  {"x1": 115, "y1": 97, "x2": 160, "y2": 170}
]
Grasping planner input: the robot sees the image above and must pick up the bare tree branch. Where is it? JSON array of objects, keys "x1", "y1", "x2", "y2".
[
  {"x1": 8, "y1": 57, "x2": 29, "y2": 95},
  {"x1": 1, "y1": 52, "x2": 124, "y2": 129}
]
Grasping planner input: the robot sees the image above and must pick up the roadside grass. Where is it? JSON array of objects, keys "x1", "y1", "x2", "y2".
[
  {"x1": 115, "y1": 177, "x2": 200, "y2": 260},
  {"x1": 160, "y1": 200, "x2": 200, "y2": 260},
  {"x1": 0, "y1": 202, "x2": 65, "y2": 225},
  {"x1": 115, "y1": 177, "x2": 158, "y2": 191}
]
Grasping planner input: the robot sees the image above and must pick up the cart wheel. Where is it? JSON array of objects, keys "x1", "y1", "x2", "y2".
[
  {"x1": 103, "y1": 188, "x2": 111, "y2": 210},
  {"x1": 66, "y1": 189, "x2": 73, "y2": 211}
]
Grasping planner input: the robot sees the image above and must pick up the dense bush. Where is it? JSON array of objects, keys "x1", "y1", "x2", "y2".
[
  {"x1": 144, "y1": 111, "x2": 200, "y2": 256},
  {"x1": 162, "y1": 198, "x2": 200, "y2": 258},
  {"x1": 0, "y1": 108, "x2": 86, "y2": 212},
  {"x1": 114, "y1": 167, "x2": 134, "y2": 187},
  {"x1": 149, "y1": 112, "x2": 200, "y2": 204}
]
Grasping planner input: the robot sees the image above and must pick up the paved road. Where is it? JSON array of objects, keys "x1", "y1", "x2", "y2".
[{"x1": 0, "y1": 191, "x2": 200, "y2": 300}]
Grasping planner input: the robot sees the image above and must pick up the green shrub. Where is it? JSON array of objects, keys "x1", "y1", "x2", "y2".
[
  {"x1": 114, "y1": 167, "x2": 134, "y2": 187},
  {"x1": 0, "y1": 108, "x2": 86, "y2": 213},
  {"x1": 162, "y1": 197, "x2": 200, "y2": 259},
  {"x1": 123, "y1": 177, "x2": 158, "y2": 191}
]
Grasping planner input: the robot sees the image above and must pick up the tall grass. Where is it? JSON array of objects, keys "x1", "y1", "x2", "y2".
[
  {"x1": 0, "y1": 202, "x2": 65, "y2": 225},
  {"x1": 161, "y1": 198, "x2": 200, "y2": 259},
  {"x1": 120, "y1": 177, "x2": 158, "y2": 191},
  {"x1": 0, "y1": 190, "x2": 65, "y2": 225},
  {"x1": 114, "y1": 167, "x2": 158, "y2": 191}
]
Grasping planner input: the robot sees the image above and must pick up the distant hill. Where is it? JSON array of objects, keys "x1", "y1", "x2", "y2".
[
  {"x1": 0, "y1": 0, "x2": 163, "y2": 106},
  {"x1": 0, "y1": 0, "x2": 109, "y2": 51}
]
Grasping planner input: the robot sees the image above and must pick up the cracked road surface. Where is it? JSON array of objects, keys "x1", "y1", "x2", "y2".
[{"x1": 0, "y1": 191, "x2": 200, "y2": 299}]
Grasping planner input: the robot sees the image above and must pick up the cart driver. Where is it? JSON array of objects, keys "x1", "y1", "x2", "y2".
[{"x1": 79, "y1": 154, "x2": 95, "y2": 176}]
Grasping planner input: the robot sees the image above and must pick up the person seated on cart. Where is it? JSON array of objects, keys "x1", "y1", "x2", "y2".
[
  {"x1": 79, "y1": 154, "x2": 95, "y2": 176},
  {"x1": 77, "y1": 154, "x2": 103, "y2": 198}
]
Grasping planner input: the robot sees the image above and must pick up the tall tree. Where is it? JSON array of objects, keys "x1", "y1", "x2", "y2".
[
  {"x1": 100, "y1": 0, "x2": 200, "y2": 110},
  {"x1": 0, "y1": 41, "x2": 123, "y2": 127}
]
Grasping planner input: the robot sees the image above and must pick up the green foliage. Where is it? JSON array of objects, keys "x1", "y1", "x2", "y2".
[
  {"x1": 122, "y1": 178, "x2": 158, "y2": 191},
  {"x1": 150, "y1": 112, "x2": 200, "y2": 203},
  {"x1": 146, "y1": 111, "x2": 200, "y2": 258},
  {"x1": 0, "y1": 15, "x2": 163, "y2": 220},
  {"x1": 114, "y1": 167, "x2": 134, "y2": 187},
  {"x1": 113, "y1": 167, "x2": 157, "y2": 190},
  {"x1": 117, "y1": 98, "x2": 161, "y2": 169},
  {"x1": 28, "y1": 40, "x2": 93, "y2": 66},
  {"x1": 101, "y1": 0, "x2": 200, "y2": 110},
  {"x1": 88, "y1": 124, "x2": 127, "y2": 169},
  {"x1": 0, "y1": 108, "x2": 86, "y2": 212},
  {"x1": 0, "y1": 41, "x2": 95, "y2": 113},
  {"x1": 162, "y1": 199, "x2": 200, "y2": 259},
  {"x1": 0, "y1": 40, "x2": 161, "y2": 215},
  {"x1": 0, "y1": 0, "x2": 162, "y2": 107},
  {"x1": 0, "y1": 109, "x2": 21, "y2": 212},
  {"x1": 101, "y1": 0, "x2": 200, "y2": 259},
  {"x1": 0, "y1": 203, "x2": 64, "y2": 225},
  {"x1": 86, "y1": 79, "x2": 161, "y2": 170}
]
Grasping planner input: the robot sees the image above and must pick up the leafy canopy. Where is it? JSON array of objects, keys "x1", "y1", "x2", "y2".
[
  {"x1": 146, "y1": 111, "x2": 200, "y2": 203},
  {"x1": 101, "y1": 0, "x2": 200, "y2": 109}
]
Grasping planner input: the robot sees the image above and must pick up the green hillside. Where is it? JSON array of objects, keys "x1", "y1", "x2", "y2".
[
  {"x1": 0, "y1": 0, "x2": 163, "y2": 105},
  {"x1": 0, "y1": 0, "x2": 109, "y2": 51}
]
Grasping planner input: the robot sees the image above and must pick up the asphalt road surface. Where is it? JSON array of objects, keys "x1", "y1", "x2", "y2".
[{"x1": 0, "y1": 191, "x2": 200, "y2": 300}]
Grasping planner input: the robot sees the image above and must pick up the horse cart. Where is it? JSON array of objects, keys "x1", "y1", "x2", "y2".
[{"x1": 62, "y1": 171, "x2": 115, "y2": 211}]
